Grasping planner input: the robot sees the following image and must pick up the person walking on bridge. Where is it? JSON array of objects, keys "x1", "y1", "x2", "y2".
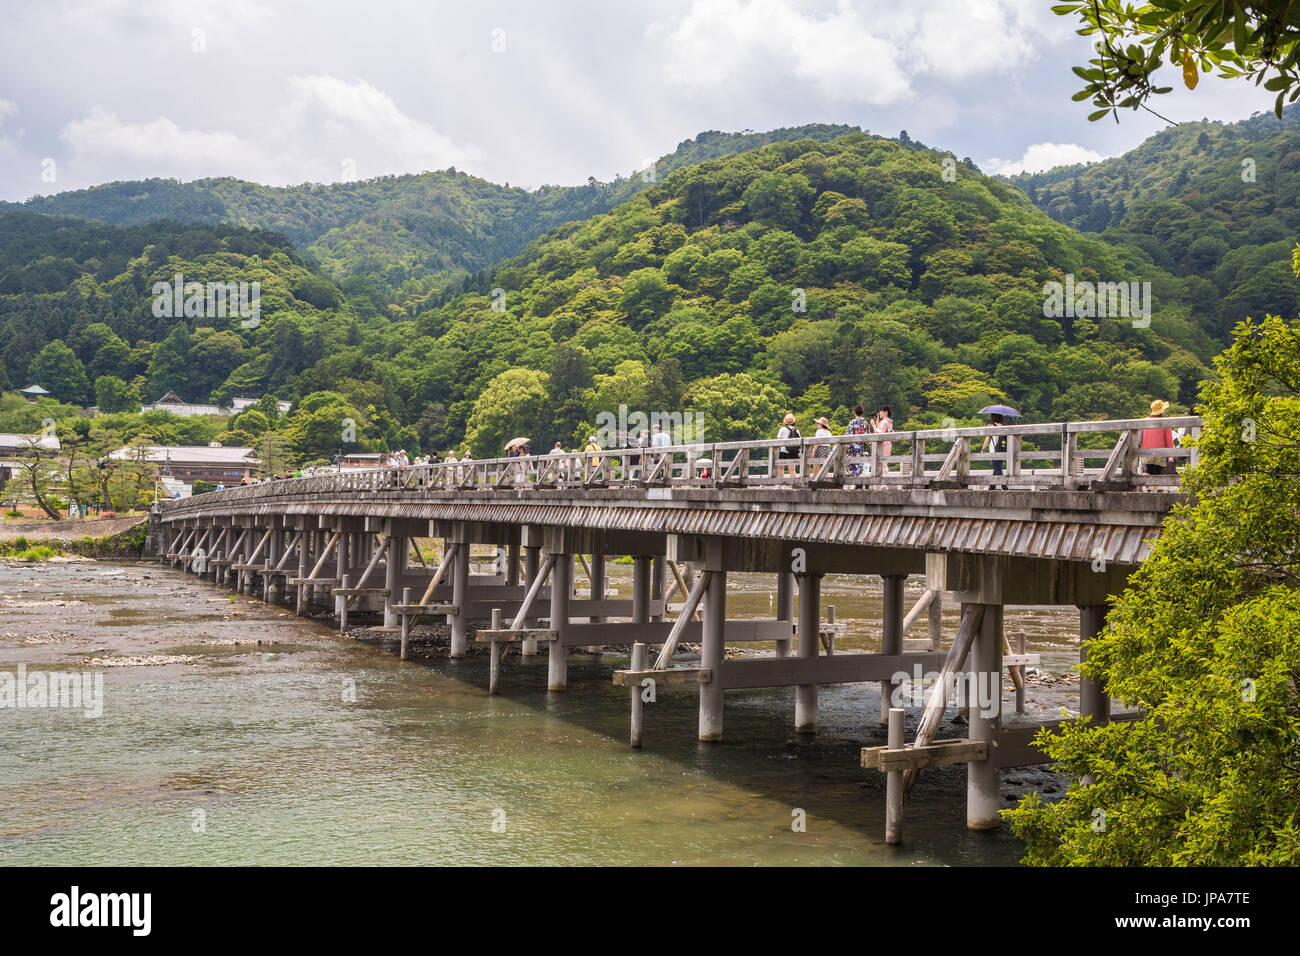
[
  {"x1": 777, "y1": 413, "x2": 801, "y2": 480},
  {"x1": 845, "y1": 405, "x2": 869, "y2": 484},
  {"x1": 1140, "y1": 399, "x2": 1175, "y2": 489},
  {"x1": 875, "y1": 406, "x2": 894, "y2": 473}
]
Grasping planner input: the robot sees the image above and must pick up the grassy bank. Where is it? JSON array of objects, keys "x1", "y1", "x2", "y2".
[{"x1": 0, "y1": 521, "x2": 148, "y2": 561}]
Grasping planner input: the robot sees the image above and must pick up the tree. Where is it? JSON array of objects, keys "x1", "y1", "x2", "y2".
[
  {"x1": 685, "y1": 372, "x2": 788, "y2": 444},
  {"x1": 14, "y1": 432, "x2": 63, "y2": 519},
  {"x1": 1005, "y1": 312, "x2": 1300, "y2": 865},
  {"x1": 30, "y1": 341, "x2": 91, "y2": 406},
  {"x1": 618, "y1": 269, "x2": 674, "y2": 330},
  {"x1": 95, "y1": 375, "x2": 139, "y2": 414},
  {"x1": 465, "y1": 368, "x2": 551, "y2": 458},
  {"x1": 1058, "y1": 1, "x2": 1300, "y2": 122}
]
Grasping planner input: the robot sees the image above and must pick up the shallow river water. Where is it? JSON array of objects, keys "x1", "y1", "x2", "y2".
[{"x1": 0, "y1": 559, "x2": 1087, "y2": 866}]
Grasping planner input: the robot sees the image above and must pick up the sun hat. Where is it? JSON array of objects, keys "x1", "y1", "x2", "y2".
[
  {"x1": 815, "y1": 416, "x2": 830, "y2": 427},
  {"x1": 783, "y1": 413, "x2": 796, "y2": 425},
  {"x1": 1149, "y1": 399, "x2": 1170, "y2": 415}
]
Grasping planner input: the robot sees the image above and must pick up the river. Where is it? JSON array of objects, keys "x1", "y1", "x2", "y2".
[{"x1": 0, "y1": 558, "x2": 1085, "y2": 865}]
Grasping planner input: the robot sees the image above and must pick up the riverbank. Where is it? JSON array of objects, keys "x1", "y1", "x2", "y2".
[{"x1": 0, "y1": 517, "x2": 147, "y2": 560}]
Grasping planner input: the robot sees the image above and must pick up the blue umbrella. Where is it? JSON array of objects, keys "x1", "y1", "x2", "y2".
[{"x1": 978, "y1": 405, "x2": 1022, "y2": 418}]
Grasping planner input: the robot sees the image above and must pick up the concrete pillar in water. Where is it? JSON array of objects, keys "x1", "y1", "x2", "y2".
[
  {"x1": 775, "y1": 571, "x2": 794, "y2": 658},
  {"x1": 449, "y1": 536, "x2": 470, "y2": 659},
  {"x1": 880, "y1": 573, "x2": 905, "y2": 724},
  {"x1": 399, "y1": 587, "x2": 412, "y2": 659},
  {"x1": 295, "y1": 528, "x2": 308, "y2": 614},
  {"x1": 630, "y1": 642, "x2": 647, "y2": 748},
  {"x1": 587, "y1": 550, "x2": 606, "y2": 655},
  {"x1": 650, "y1": 555, "x2": 666, "y2": 622},
  {"x1": 1078, "y1": 604, "x2": 1109, "y2": 786},
  {"x1": 699, "y1": 568, "x2": 725, "y2": 742},
  {"x1": 384, "y1": 529, "x2": 407, "y2": 629},
  {"x1": 885, "y1": 707, "x2": 905, "y2": 845},
  {"x1": 507, "y1": 542, "x2": 520, "y2": 587},
  {"x1": 967, "y1": 602, "x2": 1003, "y2": 831},
  {"x1": 547, "y1": 552, "x2": 572, "y2": 691},
  {"x1": 337, "y1": 574, "x2": 350, "y2": 634},
  {"x1": 489, "y1": 608, "x2": 503, "y2": 694},
  {"x1": 522, "y1": 541, "x2": 541, "y2": 659},
  {"x1": 1078, "y1": 604, "x2": 1110, "y2": 723},
  {"x1": 795, "y1": 573, "x2": 821, "y2": 733},
  {"x1": 632, "y1": 555, "x2": 651, "y2": 623}
]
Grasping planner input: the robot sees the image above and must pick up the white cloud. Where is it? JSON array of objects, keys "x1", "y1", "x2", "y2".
[
  {"x1": 653, "y1": 0, "x2": 912, "y2": 105},
  {"x1": 985, "y1": 142, "x2": 1109, "y2": 176},
  {"x1": 51, "y1": 76, "x2": 474, "y2": 189},
  {"x1": 911, "y1": 1, "x2": 1058, "y2": 80}
]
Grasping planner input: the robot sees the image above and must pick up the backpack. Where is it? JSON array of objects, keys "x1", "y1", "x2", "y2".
[{"x1": 783, "y1": 425, "x2": 800, "y2": 449}]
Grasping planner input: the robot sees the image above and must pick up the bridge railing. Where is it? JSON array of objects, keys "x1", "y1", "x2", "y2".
[{"x1": 161, "y1": 415, "x2": 1201, "y2": 511}]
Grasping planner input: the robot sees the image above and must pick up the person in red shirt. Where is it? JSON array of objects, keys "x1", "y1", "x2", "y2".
[{"x1": 1140, "y1": 399, "x2": 1175, "y2": 485}]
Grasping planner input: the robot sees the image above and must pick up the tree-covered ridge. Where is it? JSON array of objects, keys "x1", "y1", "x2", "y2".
[
  {"x1": 2, "y1": 124, "x2": 861, "y2": 308},
  {"x1": 1008, "y1": 103, "x2": 1300, "y2": 340},
  {"x1": 403, "y1": 132, "x2": 1221, "y2": 456},
  {"x1": 0, "y1": 211, "x2": 359, "y2": 408}
]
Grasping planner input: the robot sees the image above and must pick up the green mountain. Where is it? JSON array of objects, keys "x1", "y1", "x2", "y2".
[
  {"x1": 1, "y1": 125, "x2": 860, "y2": 309},
  {"x1": 1007, "y1": 104, "x2": 1300, "y2": 339},
  {"x1": 0, "y1": 128, "x2": 1244, "y2": 468},
  {"x1": 405, "y1": 132, "x2": 1219, "y2": 455}
]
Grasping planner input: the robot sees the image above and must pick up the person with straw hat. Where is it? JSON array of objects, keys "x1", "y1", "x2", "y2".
[
  {"x1": 1140, "y1": 399, "x2": 1175, "y2": 485},
  {"x1": 776, "y1": 412, "x2": 801, "y2": 479}
]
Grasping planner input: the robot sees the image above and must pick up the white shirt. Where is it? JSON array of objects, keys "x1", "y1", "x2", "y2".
[{"x1": 651, "y1": 431, "x2": 670, "y2": 447}]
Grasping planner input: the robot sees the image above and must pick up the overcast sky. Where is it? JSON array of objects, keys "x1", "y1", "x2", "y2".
[{"x1": 0, "y1": 0, "x2": 1281, "y2": 202}]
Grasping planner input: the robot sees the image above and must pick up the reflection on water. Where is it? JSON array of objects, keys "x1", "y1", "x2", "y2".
[{"x1": 0, "y1": 560, "x2": 1082, "y2": 865}]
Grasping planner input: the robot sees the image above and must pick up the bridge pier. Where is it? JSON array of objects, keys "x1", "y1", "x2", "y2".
[
  {"x1": 775, "y1": 571, "x2": 793, "y2": 657},
  {"x1": 795, "y1": 572, "x2": 821, "y2": 734},
  {"x1": 651, "y1": 555, "x2": 666, "y2": 622},
  {"x1": 880, "y1": 574, "x2": 905, "y2": 724},
  {"x1": 521, "y1": 529, "x2": 542, "y2": 659},
  {"x1": 384, "y1": 523, "x2": 407, "y2": 629},
  {"x1": 967, "y1": 602, "x2": 1003, "y2": 830},
  {"x1": 548, "y1": 551, "x2": 572, "y2": 691},
  {"x1": 699, "y1": 563, "x2": 726, "y2": 742},
  {"x1": 449, "y1": 529, "x2": 470, "y2": 658},
  {"x1": 1078, "y1": 604, "x2": 1110, "y2": 786},
  {"x1": 586, "y1": 550, "x2": 606, "y2": 655}
]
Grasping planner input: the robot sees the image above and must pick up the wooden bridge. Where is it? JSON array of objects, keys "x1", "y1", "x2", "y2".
[{"x1": 149, "y1": 416, "x2": 1198, "y2": 842}]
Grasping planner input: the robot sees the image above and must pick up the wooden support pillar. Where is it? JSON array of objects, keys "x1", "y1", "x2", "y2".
[
  {"x1": 384, "y1": 528, "x2": 407, "y2": 629},
  {"x1": 967, "y1": 603, "x2": 1003, "y2": 831},
  {"x1": 881, "y1": 573, "x2": 905, "y2": 724},
  {"x1": 629, "y1": 642, "x2": 647, "y2": 748},
  {"x1": 926, "y1": 552, "x2": 944, "y2": 651},
  {"x1": 1078, "y1": 605, "x2": 1110, "y2": 724},
  {"x1": 295, "y1": 527, "x2": 308, "y2": 614},
  {"x1": 775, "y1": 571, "x2": 794, "y2": 658},
  {"x1": 489, "y1": 608, "x2": 503, "y2": 694},
  {"x1": 337, "y1": 574, "x2": 350, "y2": 634},
  {"x1": 587, "y1": 550, "x2": 606, "y2": 655},
  {"x1": 522, "y1": 542, "x2": 541, "y2": 659},
  {"x1": 885, "y1": 707, "x2": 904, "y2": 845},
  {"x1": 650, "y1": 556, "x2": 666, "y2": 622},
  {"x1": 449, "y1": 537, "x2": 470, "y2": 659},
  {"x1": 632, "y1": 555, "x2": 651, "y2": 623},
  {"x1": 507, "y1": 543, "x2": 520, "y2": 587},
  {"x1": 399, "y1": 587, "x2": 412, "y2": 659},
  {"x1": 547, "y1": 552, "x2": 572, "y2": 691},
  {"x1": 699, "y1": 568, "x2": 725, "y2": 742},
  {"x1": 795, "y1": 572, "x2": 821, "y2": 733}
]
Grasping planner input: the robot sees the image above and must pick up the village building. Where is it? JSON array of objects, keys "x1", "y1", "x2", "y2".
[{"x1": 109, "y1": 442, "x2": 260, "y2": 486}]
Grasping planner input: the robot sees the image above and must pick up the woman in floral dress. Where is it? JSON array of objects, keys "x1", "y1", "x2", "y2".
[{"x1": 845, "y1": 404, "x2": 869, "y2": 479}]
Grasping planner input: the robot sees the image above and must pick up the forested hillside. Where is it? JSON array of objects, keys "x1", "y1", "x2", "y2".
[
  {"x1": 2, "y1": 125, "x2": 858, "y2": 309},
  {"x1": 414, "y1": 132, "x2": 1217, "y2": 455},
  {"x1": 1009, "y1": 104, "x2": 1300, "y2": 340},
  {"x1": 0, "y1": 128, "x2": 1254, "y2": 484}
]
